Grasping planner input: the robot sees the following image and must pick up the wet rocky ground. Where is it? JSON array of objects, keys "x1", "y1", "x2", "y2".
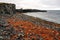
[{"x1": 0, "y1": 13, "x2": 60, "y2": 40}]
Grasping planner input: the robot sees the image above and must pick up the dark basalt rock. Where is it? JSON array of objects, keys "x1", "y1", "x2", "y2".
[{"x1": 0, "y1": 3, "x2": 16, "y2": 15}]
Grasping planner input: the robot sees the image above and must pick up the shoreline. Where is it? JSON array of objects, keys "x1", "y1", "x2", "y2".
[
  {"x1": 0, "y1": 13, "x2": 60, "y2": 40},
  {"x1": 21, "y1": 13, "x2": 60, "y2": 31},
  {"x1": 22, "y1": 13, "x2": 60, "y2": 27},
  {"x1": 23, "y1": 13, "x2": 60, "y2": 24}
]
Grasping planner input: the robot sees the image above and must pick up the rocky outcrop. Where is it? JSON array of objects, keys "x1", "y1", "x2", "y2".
[
  {"x1": 0, "y1": 3, "x2": 16, "y2": 40},
  {"x1": 0, "y1": 3, "x2": 15, "y2": 15}
]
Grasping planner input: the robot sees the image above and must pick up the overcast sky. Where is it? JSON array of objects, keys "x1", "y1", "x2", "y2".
[{"x1": 0, "y1": 0, "x2": 60, "y2": 10}]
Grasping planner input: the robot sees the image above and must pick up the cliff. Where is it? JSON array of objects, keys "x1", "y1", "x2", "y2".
[{"x1": 0, "y1": 3, "x2": 15, "y2": 15}]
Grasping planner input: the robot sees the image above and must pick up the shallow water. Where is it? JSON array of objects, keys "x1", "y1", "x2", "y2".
[{"x1": 23, "y1": 10, "x2": 60, "y2": 24}]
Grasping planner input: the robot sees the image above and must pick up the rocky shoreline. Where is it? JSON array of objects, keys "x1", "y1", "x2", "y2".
[
  {"x1": 16, "y1": 13, "x2": 60, "y2": 31},
  {"x1": 0, "y1": 3, "x2": 60, "y2": 40}
]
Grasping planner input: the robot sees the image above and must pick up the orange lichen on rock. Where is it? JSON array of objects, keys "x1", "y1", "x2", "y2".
[{"x1": 7, "y1": 18, "x2": 60, "y2": 40}]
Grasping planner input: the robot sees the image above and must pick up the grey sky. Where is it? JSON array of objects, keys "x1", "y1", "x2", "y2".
[{"x1": 0, "y1": 0, "x2": 60, "y2": 10}]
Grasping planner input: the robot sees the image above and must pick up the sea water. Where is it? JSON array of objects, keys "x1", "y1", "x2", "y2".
[{"x1": 23, "y1": 10, "x2": 60, "y2": 24}]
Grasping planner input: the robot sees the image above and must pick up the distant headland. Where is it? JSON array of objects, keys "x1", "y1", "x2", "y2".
[{"x1": 16, "y1": 8, "x2": 47, "y2": 13}]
